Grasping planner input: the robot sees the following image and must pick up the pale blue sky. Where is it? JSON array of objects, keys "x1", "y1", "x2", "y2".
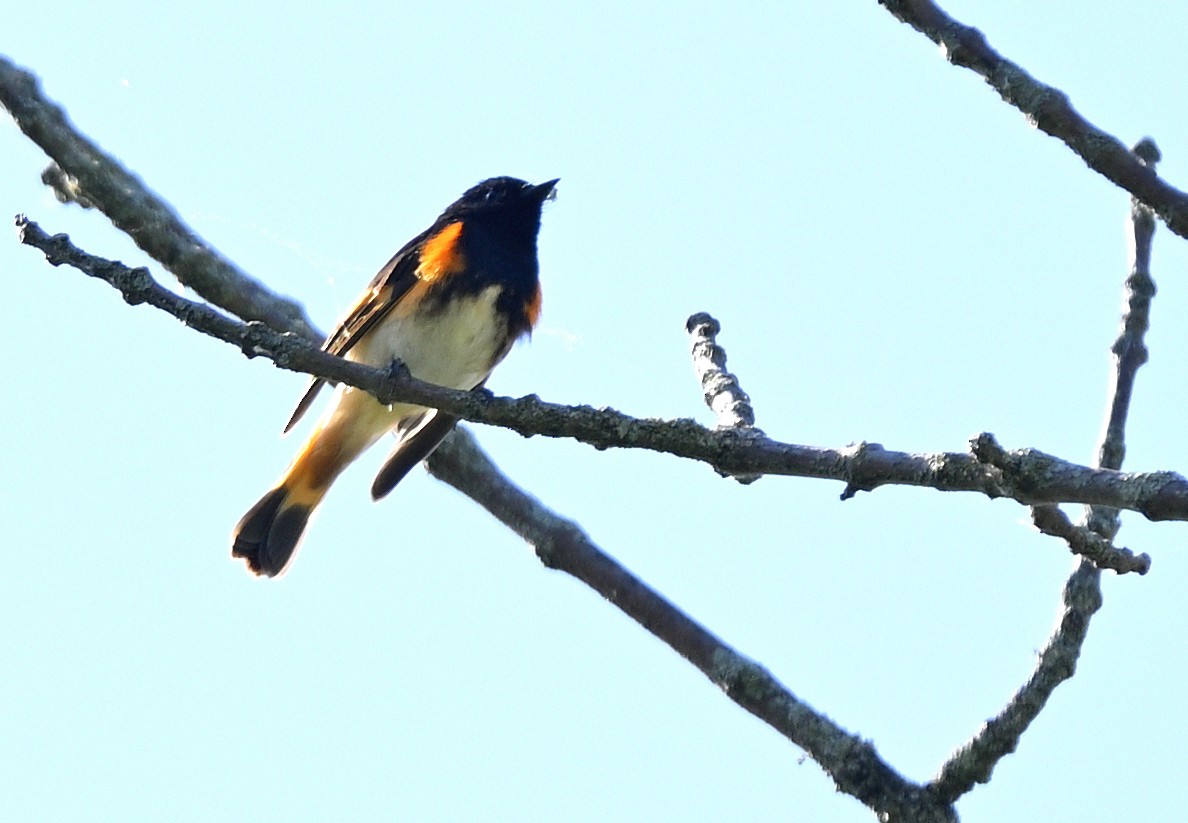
[{"x1": 3, "y1": 3, "x2": 1186, "y2": 821}]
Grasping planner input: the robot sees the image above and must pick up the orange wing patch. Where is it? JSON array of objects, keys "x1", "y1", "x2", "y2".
[
  {"x1": 525, "y1": 282, "x2": 543, "y2": 329},
  {"x1": 416, "y1": 221, "x2": 466, "y2": 282}
]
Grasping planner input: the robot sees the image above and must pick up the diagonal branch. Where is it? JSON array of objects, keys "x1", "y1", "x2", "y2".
[
  {"x1": 931, "y1": 563, "x2": 1103, "y2": 803},
  {"x1": 877, "y1": 0, "x2": 1188, "y2": 240},
  {"x1": 9, "y1": 109, "x2": 958, "y2": 814},
  {"x1": 930, "y1": 139, "x2": 1162, "y2": 802},
  {"x1": 4, "y1": 36, "x2": 1173, "y2": 819},
  {"x1": 426, "y1": 426, "x2": 957, "y2": 823},
  {"x1": 0, "y1": 54, "x2": 317, "y2": 340},
  {"x1": 18, "y1": 214, "x2": 1188, "y2": 531}
]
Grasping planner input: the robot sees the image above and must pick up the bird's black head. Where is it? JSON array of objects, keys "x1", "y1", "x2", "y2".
[{"x1": 440, "y1": 177, "x2": 558, "y2": 238}]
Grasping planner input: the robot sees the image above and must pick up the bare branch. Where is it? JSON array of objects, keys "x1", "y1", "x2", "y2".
[
  {"x1": 1029, "y1": 505, "x2": 1149, "y2": 575},
  {"x1": 965, "y1": 432, "x2": 1183, "y2": 525},
  {"x1": 877, "y1": 1, "x2": 1188, "y2": 240},
  {"x1": 931, "y1": 139, "x2": 1162, "y2": 801},
  {"x1": 425, "y1": 426, "x2": 957, "y2": 823},
  {"x1": 5, "y1": 23, "x2": 1176, "y2": 818},
  {"x1": 686, "y1": 312, "x2": 757, "y2": 430},
  {"x1": 0, "y1": 55, "x2": 318, "y2": 340},
  {"x1": 12, "y1": 123, "x2": 961, "y2": 819},
  {"x1": 1090, "y1": 137, "x2": 1161, "y2": 536},
  {"x1": 686, "y1": 312, "x2": 761, "y2": 484},
  {"x1": 930, "y1": 562, "x2": 1102, "y2": 802},
  {"x1": 19, "y1": 215, "x2": 1188, "y2": 530}
]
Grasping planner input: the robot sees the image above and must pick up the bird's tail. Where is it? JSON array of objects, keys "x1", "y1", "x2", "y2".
[
  {"x1": 232, "y1": 388, "x2": 406, "y2": 577},
  {"x1": 231, "y1": 416, "x2": 349, "y2": 577},
  {"x1": 231, "y1": 476, "x2": 327, "y2": 578}
]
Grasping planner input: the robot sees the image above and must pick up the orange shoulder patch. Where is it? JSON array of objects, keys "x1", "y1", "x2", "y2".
[
  {"x1": 416, "y1": 221, "x2": 466, "y2": 282},
  {"x1": 525, "y1": 283, "x2": 542, "y2": 329}
]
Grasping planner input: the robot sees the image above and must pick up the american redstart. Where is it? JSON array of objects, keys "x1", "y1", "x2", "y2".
[{"x1": 232, "y1": 176, "x2": 557, "y2": 577}]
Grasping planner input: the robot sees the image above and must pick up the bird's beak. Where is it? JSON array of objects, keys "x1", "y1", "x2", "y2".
[{"x1": 531, "y1": 178, "x2": 560, "y2": 202}]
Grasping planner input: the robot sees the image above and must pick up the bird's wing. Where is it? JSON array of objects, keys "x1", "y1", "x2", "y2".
[{"x1": 282, "y1": 221, "x2": 455, "y2": 433}]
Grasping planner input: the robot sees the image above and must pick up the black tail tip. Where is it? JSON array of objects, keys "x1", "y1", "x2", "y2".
[{"x1": 232, "y1": 487, "x2": 312, "y2": 578}]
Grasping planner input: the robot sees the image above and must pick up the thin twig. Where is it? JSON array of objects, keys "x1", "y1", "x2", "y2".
[
  {"x1": 877, "y1": 0, "x2": 1188, "y2": 240},
  {"x1": 1029, "y1": 505, "x2": 1149, "y2": 575},
  {"x1": 686, "y1": 312, "x2": 761, "y2": 484},
  {"x1": 1090, "y1": 137, "x2": 1161, "y2": 535},
  {"x1": 0, "y1": 55, "x2": 317, "y2": 339},
  {"x1": 930, "y1": 562, "x2": 1102, "y2": 802},
  {"x1": 686, "y1": 312, "x2": 758, "y2": 429},
  {"x1": 18, "y1": 215, "x2": 1188, "y2": 528},
  {"x1": 931, "y1": 139, "x2": 1162, "y2": 801},
  {"x1": 426, "y1": 427, "x2": 958, "y2": 823}
]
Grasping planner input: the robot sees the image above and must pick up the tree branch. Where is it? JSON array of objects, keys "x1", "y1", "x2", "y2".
[
  {"x1": 686, "y1": 312, "x2": 758, "y2": 430},
  {"x1": 7, "y1": 41, "x2": 1175, "y2": 818},
  {"x1": 0, "y1": 55, "x2": 318, "y2": 340},
  {"x1": 685, "y1": 312, "x2": 761, "y2": 484},
  {"x1": 18, "y1": 214, "x2": 1188, "y2": 532},
  {"x1": 876, "y1": 0, "x2": 1188, "y2": 241},
  {"x1": 930, "y1": 139, "x2": 1162, "y2": 801},
  {"x1": 930, "y1": 562, "x2": 1102, "y2": 803},
  {"x1": 5, "y1": 64, "x2": 947, "y2": 809},
  {"x1": 426, "y1": 426, "x2": 957, "y2": 823},
  {"x1": 1028, "y1": 504, "x2": 1148, "y2": 575},
  {"x1": 1090, "y1": 137, "x2": 1161, "y2": 533}
]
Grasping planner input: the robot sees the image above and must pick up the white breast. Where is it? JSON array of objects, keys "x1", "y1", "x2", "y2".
[{"x1": 346, "y1": 284, "x2": 510, "y2": 391}]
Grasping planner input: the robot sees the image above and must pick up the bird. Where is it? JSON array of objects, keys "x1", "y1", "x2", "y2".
[{"x1": 231, "y1": 176, "x2": 557, "y2": 577}]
